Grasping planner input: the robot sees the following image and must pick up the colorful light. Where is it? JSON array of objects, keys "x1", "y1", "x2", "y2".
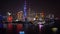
[
  {"x1": 39, "y1": 24, "x2": 43, "y2": 31},
  {"x1": 24, "y1": 0, "x2": 27, "y2": 18},
  {"x1": 7, "y1": 15, "x2": 13, "y2": 22},
  {"x1": 17, "y1": 11, "x2": 23, "y2": 21},
  {"x1": 16, "y1": 24, "x2": 23, "y2": 32},
  {"x1": 51, "y1": 27, "x2": 58, "y2": 32},
  {"x1": 19, "y1": 31, "x2": 25, "y2": 34},
  {"x1": 7, "y1": 24, "x2": 13, "y2": 30}
]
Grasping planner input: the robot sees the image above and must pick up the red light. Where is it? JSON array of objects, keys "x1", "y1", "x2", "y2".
[
  {"x1": 7, "y1": 16, "x2": 13, "y2": 23},
  {"x1": 16, "y1": 24, "x2": 23, "y2": 32},
  {"x1": 7, "y1": 24, "x2": 13, "y2": 30}
]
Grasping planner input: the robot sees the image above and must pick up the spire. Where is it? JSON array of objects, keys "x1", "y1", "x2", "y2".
[{"x1": 24, "y1": 0, "x2": 27, "y2": 18}]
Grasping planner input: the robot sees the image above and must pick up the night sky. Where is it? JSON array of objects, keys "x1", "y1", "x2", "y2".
[{"x1": 0, "y1": 0, "x2": 60, "y2": 17}]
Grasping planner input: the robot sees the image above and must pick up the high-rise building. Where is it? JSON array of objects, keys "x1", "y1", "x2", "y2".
[
  {"x1": 24, "y1": 0, "x2": 27, "y2": 18},
  {"x1": 7, "y1": 15, "x2": 13, "y2": 23},
  {"x1": 17, "y1": 11, "x2": 23, "y2": 21}
]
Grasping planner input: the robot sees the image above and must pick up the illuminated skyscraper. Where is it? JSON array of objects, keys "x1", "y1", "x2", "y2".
[
  {"x1": 7, "y1": 15, "x2": 13, "y2": 23},
  {"x1": 17, "y1": 11, "x2": 23, "y2": 21},
  {"x1": 24, "y1": 0, "x2": 27, "y2": 18}
]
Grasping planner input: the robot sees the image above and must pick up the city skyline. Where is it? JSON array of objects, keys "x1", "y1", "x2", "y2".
[{"x1": 0, "y1": 0, "x2": 60, "y2": 17}]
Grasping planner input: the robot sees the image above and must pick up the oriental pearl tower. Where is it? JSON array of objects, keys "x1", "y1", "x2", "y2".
[
  {"x1": 24, "y1": 0, "x2": 27, "y2": 19},
  {"x1": 23, "y1": 0, "x2": 29, "y2": 34},
  {"x1": 23, "y1": 0, "x2": 29, "y2": 22}
]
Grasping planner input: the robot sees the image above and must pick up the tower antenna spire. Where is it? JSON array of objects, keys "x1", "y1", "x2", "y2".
[{"x1": 24, "y1": 0, "x2": 27, "y2": 18}]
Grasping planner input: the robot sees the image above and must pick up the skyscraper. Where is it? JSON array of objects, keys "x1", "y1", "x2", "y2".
[
  {"x1": 24, "y1": 0, "x2": 27, "y2": 18},
  {"x1": 17, "y1": 11, "x2": 23, "y2": 21}
]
